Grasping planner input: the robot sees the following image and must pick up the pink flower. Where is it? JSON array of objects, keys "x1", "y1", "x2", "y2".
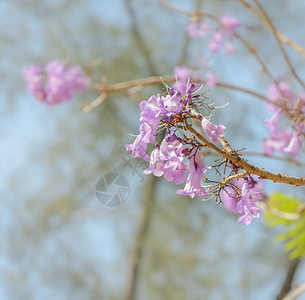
[
  {"x1": 144, "y1": 135, "x2": 188, "y2": 185},
  {"x1": 201, "y1": 118, "x2": 225, "y2": 143},
  {"x1": 23, "y1": 61, "x2": 90, "y2": 105},
  {"x1": 266, "y1": 81, "x2": 292, "y2": 111},
  {"x1": 177, "y1": 150, "x2": 209, "y2": 198},
  {"x1": 283, "y1": 134, "x2": 302, "y2": 158},
  {"x1": 187, "y1": 22, "x2": 211, "y2": 38},
  {"x1": 209, "y1": 31, "x2": 224, "y2": 53},
  {"x1": 221, "y1": 176, "x2": 264, "y2": 226},
  {"x1": 263, "y1": 129, "x2": 292, "y2": 156},
  {"x1": 23, "y1": 65, "x2": 46, "y2": 102},
  {"x1": 218, "y1": 15, "x2": 241, "y2": 35},
  {"x1": 160, "y1": 94, "x2": 184, "y2": 116},
  {"x1": 172, "y1": 66, "x2": 194, "y2": 95},
  {"x1": 225, "y1": 40, "x2": 235, "y2": 55}
]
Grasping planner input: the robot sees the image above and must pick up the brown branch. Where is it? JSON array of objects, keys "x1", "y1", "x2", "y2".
[
  {"x1": 162, "y1": 0, "x2": 276, "y2": 83},
  {"x1": 234, "y1": 33, "x2": 275, "y2": 82},
  {"x1": 282, "y1": 280, "x2": 305, "y2": 300},
  {"x1": 202, "y1": 149, "x2": 305, "y2": 167},
  {"x1": 223, "y1": 172, "x2": 249, "y2": 184},
  {"x1": 238, "y1": 0, "x2": 305, "y2": 59},
  {"x1": 124, "y1": 0, "x2": 158, "y2": 76},
  {"x1": 253, "y1": 0, "x2": 305, "y2": 89},
  {"x1": 125, "y1": 176, "x2": 158, "y2": 300},
  {"x1": 185, "y1": 121, "x2": 305, "y2": 186},
  {"x1": 84, "y1": 75, "x2": 269, "y2": 112},
  {"x1": 276, "y1": 259, "x2": 301, "y2": 300}
]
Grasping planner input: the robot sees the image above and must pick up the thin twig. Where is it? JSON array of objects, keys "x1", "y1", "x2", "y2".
[
  {"x1": 124, "y1": 0, "x2": 158, "y2": 76},
  {"x1": 238, "y1": 0, "x2": 305, "y2": 59},
  {"x1": 86, "y1": 75, "x2": 269, "y2": 111},
  {"x1": 276, "y1": 259, "x2": 301, "y2": 300},
  {"x1": 162, "y1": 0, "x2": 276, "y2": 83},
  {"x1": 202, "y1": 149, "x2": 305, "y2": 167},
  {"x1": 222, "y1": 171, "x2": 249, "y2": 184},
  {"x1": 82, "y1": 92, "x2": 107, "y2": 113},
  {"x1": 253, "y1": 0, "x2": 305, "y2": 89},
  {"x1": 282, "y1": 281, "x2": 305, "y2": 300},
  {"x1": 235, "y1": 33, "x2": 275, "y2": 82}
]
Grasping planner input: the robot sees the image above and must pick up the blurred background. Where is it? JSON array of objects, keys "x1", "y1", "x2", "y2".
[{"x1": 2, "y1": 0, "x2": 305, "y2": 299}]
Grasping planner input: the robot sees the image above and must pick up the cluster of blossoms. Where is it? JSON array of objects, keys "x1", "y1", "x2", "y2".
[
  {"x1": 187, "y1": 14, "x2": 241, "y2": 54},
  {"x1": 263, "y1": 80, "x2": 305, "y2": 158},
  {"x1": 126, "y1": 70, "x2": 225, "y2": 200},
  {"x1": 221, "y1": 175, "x2": 264, "y2": 225},
  {"x1": 23, "y1": 60, "x2": 90, "y2": 105}
]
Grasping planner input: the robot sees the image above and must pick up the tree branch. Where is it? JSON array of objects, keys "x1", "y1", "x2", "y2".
[
  {"x1": 253, "y1": 0, "x2": 305, "y2": 89},
  {"x1": 83, "y1": 75, "x2": 269, "y2": 112},
  {"x1": 124, "y1": 0, "x2": 158, "y2": 76},
  {"x1": 185, "y1": 121, "x2": 305, "y2": 186},
  {"x1": 238, "y1": 0, "x2": 305, "y2": 59},
  {"x1": 125, "y1": 170, "x2": 158, "y2": 300},
  {"x1": 282, "y1": 279, "x2": 305, "y2": 300}
]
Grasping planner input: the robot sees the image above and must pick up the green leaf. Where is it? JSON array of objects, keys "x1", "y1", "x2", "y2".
[{"x1": 265, "y1": 192, "x2": 305, "y2": 259}]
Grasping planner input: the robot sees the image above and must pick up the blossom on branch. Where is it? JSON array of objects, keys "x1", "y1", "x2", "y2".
[
  {"x1": 201, "y1": 118, "x2": 225, "y2": 143},
  {"x1": 126, "y1": 70, "x2": 225, "y2": 200},
  {"x1": 221, "y1": 176, "x2": 264, "y2": 225}
]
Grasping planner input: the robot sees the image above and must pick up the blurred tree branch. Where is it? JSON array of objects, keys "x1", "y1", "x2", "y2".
[
  {"x1": 125, "y1": 176, "x2": 159, "y2": 300},
  {"x1": 277, "y1": 259, "x2": 300, "y2": 300},
  {"x1": 124, "y1": 0, "x2": 158, "y2": 76}
]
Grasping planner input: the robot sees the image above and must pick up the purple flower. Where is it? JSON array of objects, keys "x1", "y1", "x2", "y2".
[
  {"x1": 187, "y1": 21, "x2": 211, "y2": 38},
  {"x1": 172, "y1": 66, "x2": 194, "y2": 95},
  {"x1": 23, "y1": 64, "x2": 46, "y2": 102},
  {"x1": 218, "y1": 15, "x2": 241, "y2": 36},
  {"x1": 237, "y1": 177, "x2": 263, "y2": 225},
  {"x1": 140, "y1": 95, "x2": 161, "y2": 123},
  {"x1": 265, "y1": 110, "x2": 283, "y2": 128},
  {"x1": 225, "y1": 40, "x2": 235, "y2": 55},
  {"x1": 23, "y1": 60, "x2": 90, "y2": 105},
  {"x1": 221, "y1": 176, "x2": 264, "y2": 225},
  {"x1": 263, "y1": 129, "x2": 293, "y2": 156},
  {"x1": 65, "y1": 65, "x2": 91, "y2": 92},
  {"x1": 174, "y1": 66, "x2": 192, "y2": 82},
  {"x1": 46, "y1": 61, "x2": 89, "y2": 104},
  {"x1": 201, "y1": 118, "x2": 225, "y2": 143},
  {"x1": 143, "y1": 148, "x2": 165, "y2": 176},
  {"x1": 125, "y1": 133, "x2": 150, "y2": 161},
  {"x1": 144, "y1": 135, "x2": 188, "y2": 184},
  {"x1": 177, "y1": 150, "x2": 210, "y2": 198},
  {"x1": 267, "y1": 81, "x2": 292, "y2": 111},
  {"x1": 221, "y1": 180, "x2": 244, "y2": 214},
  {"x1": 283, "y1": 134, "x2": 302, "y2": 158},
  {"x1": 163, "y1": 156, "x2": 188, "y2": 184},
  {"x1": 160, "y1": 94, "x2": 184, "y2": 116},
  {"x1": 209, "y1": 31, "x2": 224, "y2": 53}
]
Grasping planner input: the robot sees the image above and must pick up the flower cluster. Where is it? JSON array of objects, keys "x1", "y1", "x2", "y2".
[
  {"x1": 23, "y1": 60, "x2": 90, "y2": 105},
  {"x1": 187, "y1": 14, "x2": 241, "y2": 54},
  {"x1": 221, "y1": 175, "x2": 264, "y2": 225},
  {"x1": 263, "y1": 81, "x2": 304, "y2": 158},
  {"x1": 126, "y1": 71, "x2": 225, "y2": 199}
]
